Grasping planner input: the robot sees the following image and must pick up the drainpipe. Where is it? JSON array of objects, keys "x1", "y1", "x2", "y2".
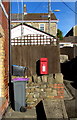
[
  {"x1": 0, "y1": 0, "x2": 8, "y2": 19},
  {"x1": 9, "y1": 1, "x2": 12, "y2": 105}
]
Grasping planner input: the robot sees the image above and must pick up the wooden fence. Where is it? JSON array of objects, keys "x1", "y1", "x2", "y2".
[
  {"x1": 60, "y1": 47, "x2": 77, "y2": 60},
  {"x1": 12, "y1": 45, "x2": 60, "y2": 76}
]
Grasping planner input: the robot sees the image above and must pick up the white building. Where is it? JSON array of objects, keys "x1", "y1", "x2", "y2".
[{"x1": 11, "y1": 23, "x2": 57, "y2": 46}]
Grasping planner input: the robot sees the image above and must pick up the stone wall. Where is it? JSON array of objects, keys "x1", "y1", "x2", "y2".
[
  {"x1": 30, "y1": 22, "x2": 57, "y2": 36},
  {"x1": 26, "y1": 73, "x2": 64, "y2": 108}
]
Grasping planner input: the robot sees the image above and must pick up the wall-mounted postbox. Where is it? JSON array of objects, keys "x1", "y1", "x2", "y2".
[{"x1": 40, "y1": 58, "x2": 48, "y2": 74}]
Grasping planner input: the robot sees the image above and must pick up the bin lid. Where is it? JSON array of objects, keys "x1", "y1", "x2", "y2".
[
  {"x1": 12, "y1": 77, "x2": 29, "y2": 82},
  {"x1": 40, "y1": 58, "x2": 48, "y2": 62},
  {"x1": 12, "y1": 65, "x2": 27, "y2": 69}
]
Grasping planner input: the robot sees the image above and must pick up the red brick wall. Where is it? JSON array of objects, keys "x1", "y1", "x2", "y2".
[{"x1": 0, "y1": 1, "x2": 9, "y2": 118}]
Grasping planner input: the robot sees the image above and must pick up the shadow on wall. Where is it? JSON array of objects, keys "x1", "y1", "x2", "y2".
[
  {"x1": 36, "y1": 60, "x2": 40, "y2": 76},
  {"x1": 9, "y1": 82, "x2": 15, "y2": 110},
  {"x1": 61, "y1": 56, "x2": 77, "y2": 89},
  {"x1": 36, "y1": 100, "x2": 47, "y2": 120}
]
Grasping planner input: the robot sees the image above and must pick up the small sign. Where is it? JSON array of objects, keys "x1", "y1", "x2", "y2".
[{"x1": 42, "y1": 66, "x2": 46, "y2": 72}]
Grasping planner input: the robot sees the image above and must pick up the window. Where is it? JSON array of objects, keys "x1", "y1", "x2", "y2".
[{"x1": 39, "y1": 24, "x2": 45, "y2": 31}]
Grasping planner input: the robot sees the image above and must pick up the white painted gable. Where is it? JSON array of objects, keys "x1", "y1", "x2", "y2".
[
  {"x1": 11, "y1": 25, "x2": 22, "y2": 39},
  {"x1": 11, "y1": 24, "x2": 53, "y2": 39},
  {"x1": 23, "y1": 25, "x2": 46, "y2": 36}
]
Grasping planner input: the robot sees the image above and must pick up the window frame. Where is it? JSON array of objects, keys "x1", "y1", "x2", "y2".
[{"x1": 39, "y1": 23, "x2": 45, "y2": 31}]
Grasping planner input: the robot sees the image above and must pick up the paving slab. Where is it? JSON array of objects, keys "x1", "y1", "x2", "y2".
[
  {"x1": 2, "y1": 107, "x2": 37, "y2": 119},
  {"x1": 64, "y1": 80, "x2": 77, "y2": 118},
  {"x1": 43, "y1": 99, "x2": 68, "y2": 119},
  {"x1": 2, "y1": 99, "x2": 68, "y2": 120}
]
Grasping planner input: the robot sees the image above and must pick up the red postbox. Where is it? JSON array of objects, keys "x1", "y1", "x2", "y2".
[{"x1": 40, "y1": 58, "x2": 48, "y2": 74}]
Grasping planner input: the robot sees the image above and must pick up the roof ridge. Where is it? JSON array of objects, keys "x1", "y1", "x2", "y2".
[
  {"x1": 11, "y1": 13, "x2": 54, "y2": 14},
  {"x1": 11, "y1": 12, "x2": 57, "y2": 20}
]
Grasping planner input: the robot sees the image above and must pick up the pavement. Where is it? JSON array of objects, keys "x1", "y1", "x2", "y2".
[
  {"x1": 2, "y1": 99, "x2": 68, "y2": 120},
  {"x1": 2, "y1": 81, "x2": 76, "y2": 120},
  {"x1": 2, "y1": 107, "x2": 37, "y2": 119},
  {"x1": 43, "y1": 99, "x2": 68, "y2": 119},
  {"x1": 64, "y1": 80, "x2": 77, "y2": 118}
]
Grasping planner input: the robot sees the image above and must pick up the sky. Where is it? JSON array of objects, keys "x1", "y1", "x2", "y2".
[{"x1": 11, "y1": 1, "x2": 76, "y2": 36}]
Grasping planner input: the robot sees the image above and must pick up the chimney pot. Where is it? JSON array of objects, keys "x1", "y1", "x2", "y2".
[{"x1": 24, "y1": 4, "x2": 27, "y2": 15}]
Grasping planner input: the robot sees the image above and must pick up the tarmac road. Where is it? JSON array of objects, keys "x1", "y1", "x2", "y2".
[{"x1": 64, "y1": 80, "x2": 77, "y2": 118}]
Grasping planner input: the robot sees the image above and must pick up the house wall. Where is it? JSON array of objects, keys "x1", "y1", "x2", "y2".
[
  {"x1": 0, "y1": 1, "x2": 9, "y2": 119},
  {"x1": 27, "y1": 22, "x2": 57, "y2": 36},
  {"x1": 74, "y1": 25, "x2": 77, "y2": 36},
  {"x1": 11, "y1": 22, "x2": 57, "y2": 36}
]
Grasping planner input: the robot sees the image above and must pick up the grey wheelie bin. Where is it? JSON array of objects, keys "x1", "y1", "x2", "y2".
[
  {"x1": 11, "y1": 65, "x2": 29, "y2": 111},
  {"x1": 12, "y1": 78, "x2": 29, "y2": 111}
]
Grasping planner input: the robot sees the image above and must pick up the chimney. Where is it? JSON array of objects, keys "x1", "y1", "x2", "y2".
[{"x1": 24, "y1": 4, "x2": 27, "y2": 15}]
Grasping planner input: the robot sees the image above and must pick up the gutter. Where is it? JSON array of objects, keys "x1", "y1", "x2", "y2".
[
  {"x1": 11, "y1": 20, "x2": 59, "y2": 23},
  {"x1": 0, "y1": 0, "x2": 8, "y2": 19}
]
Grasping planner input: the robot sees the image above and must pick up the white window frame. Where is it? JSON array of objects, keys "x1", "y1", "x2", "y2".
[{"x1": 39, "y1": 23, "x2": 45, "y2": 31}]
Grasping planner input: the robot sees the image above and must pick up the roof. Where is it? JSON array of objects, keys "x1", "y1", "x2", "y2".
[
  {"x1": 11, "y1": 13, "x2": 57, "y2": 21},
  {"x1": 63, "y1": 36, "x2": 77, "y2": 43},
  {"x1": 65, "y1": 27, "x2": 73, "y2": 37},
  {"x1": 65, "y1": 25, "x2": 77, "y2": 37}
]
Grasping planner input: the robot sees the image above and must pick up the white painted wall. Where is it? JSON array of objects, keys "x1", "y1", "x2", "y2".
[
  {"x1": 11, "y1": 25, "x2": 22, "y2": 39},
  {"x1": 23, "y1": 25, "x2": 46, "y2": 36}
]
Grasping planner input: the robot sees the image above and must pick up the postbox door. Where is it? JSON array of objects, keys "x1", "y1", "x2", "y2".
[{"x1": 40, "y1": 61, "x2": 48, "y2": 74}]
